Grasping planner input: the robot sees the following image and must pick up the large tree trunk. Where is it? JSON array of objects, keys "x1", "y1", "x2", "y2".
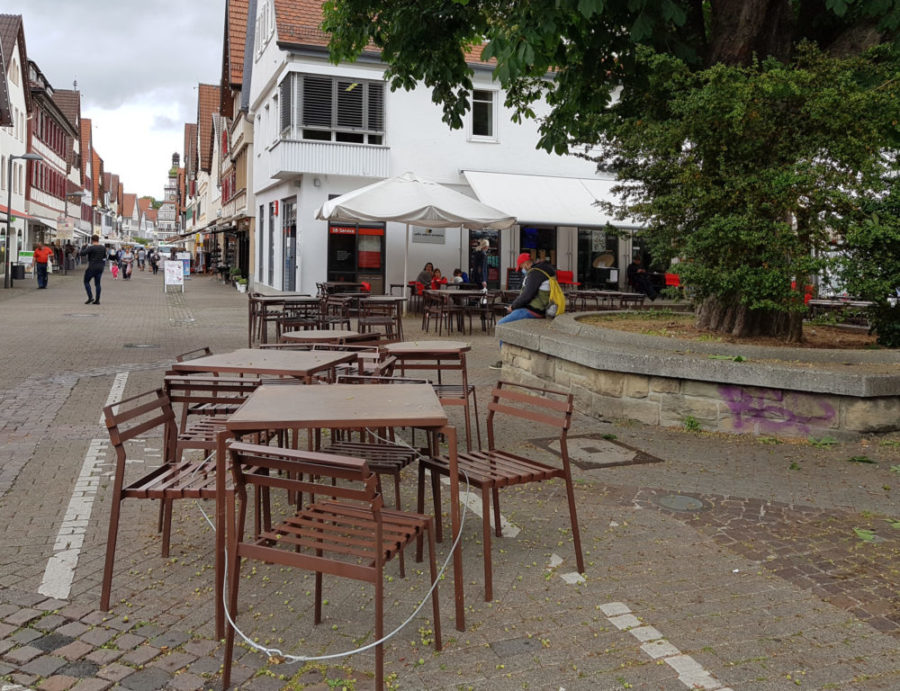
[
  {"x1": 697, "y1": 297, "x2": 804, "y2": 342},
  {"x1": 708, "y1": 0, "x2": 794, "y2": 66}
]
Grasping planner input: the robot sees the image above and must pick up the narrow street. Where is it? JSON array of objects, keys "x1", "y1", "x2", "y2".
[{"x1": 0, "y1": 272, "x2": 897, "y2": 690}]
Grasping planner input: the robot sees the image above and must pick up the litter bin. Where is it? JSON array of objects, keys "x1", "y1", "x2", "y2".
[{"x1": 11, "y1": 264, "x2": 25, "y2": 280}]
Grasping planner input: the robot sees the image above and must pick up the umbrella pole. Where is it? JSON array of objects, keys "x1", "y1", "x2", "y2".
[{"x1": 402, "y1": 223, "x2": 409, "y2": 315}]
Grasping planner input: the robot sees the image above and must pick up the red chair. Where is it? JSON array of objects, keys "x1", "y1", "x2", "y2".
[{"x1": 555, "y1": 270, "x2": 579, "y2": 287}]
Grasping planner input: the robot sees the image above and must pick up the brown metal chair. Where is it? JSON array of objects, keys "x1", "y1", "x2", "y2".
[
  {"x1": 327, "y1": 374, "x2": 430, "y2": 513},
  {"x1": 417, "y1": 381, "x2": 584, "y2": 601},
  {"x1": 318, "y1": 295, "x2": 353, "y2": 331},
  {"x1": 222, "y1": 441, "x2": 442, "y2": 690},
  {"x1": 393, "y1": 349, "x2": 481, "y2": 452},
  {"x1": 357, "y1": 298, "x2": 403, "y2": 341},
  {"x1": 100, "y1": 389, "x2": 234, "y2": 615}
]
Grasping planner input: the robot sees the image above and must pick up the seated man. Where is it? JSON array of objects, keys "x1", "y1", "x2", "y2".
[{"x1": 626, "y1": 256, "x2": 658, "y2": 300}]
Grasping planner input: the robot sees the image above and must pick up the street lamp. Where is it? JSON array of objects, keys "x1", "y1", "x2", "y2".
[{"x1": 4, "y1": 152, "x2": 44, "y2": 289}]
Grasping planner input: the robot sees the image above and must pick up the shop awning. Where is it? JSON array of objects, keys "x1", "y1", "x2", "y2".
[
  {"x1": 0, "y1": 204, "x2": 33, "y2": 220},
  {"x1": 463, "y1": 170, "x2": 640, "y2": 228},
  {"x1": 30, "y1": 214, "x2": 58, "y2": 230}
]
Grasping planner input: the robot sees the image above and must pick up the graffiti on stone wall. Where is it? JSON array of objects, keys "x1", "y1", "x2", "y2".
[{"x1": 718, "y1": 386, "x2": 836, "y2": 434}]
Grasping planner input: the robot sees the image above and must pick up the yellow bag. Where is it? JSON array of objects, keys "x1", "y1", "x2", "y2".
[{"x1": 535, "y1": 268, "x2": 566, "y2": 317}]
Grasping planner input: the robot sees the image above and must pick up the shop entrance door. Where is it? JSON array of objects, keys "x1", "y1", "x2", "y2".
[
  {"x1": 467, "y1": 230, "x2": 500, "y2": 289},
  {"x1": 327, "y1": 223, "x2": 385, "y2": 292},
  {"x1": 282, "y1": 201, "x2": 297, "y2": 291}
]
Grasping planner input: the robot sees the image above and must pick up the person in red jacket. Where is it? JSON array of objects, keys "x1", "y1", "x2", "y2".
[{"x1": 32, "y1": 241, "x2": 54, "y2": 289}]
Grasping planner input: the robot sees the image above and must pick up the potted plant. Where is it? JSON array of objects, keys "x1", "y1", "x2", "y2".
[
  {"x1": 229, "y1": 266, "x2": 242, "y2": 285},
  {"x1": 236, "y1": 277, "x2": 248, "y2": 293}
]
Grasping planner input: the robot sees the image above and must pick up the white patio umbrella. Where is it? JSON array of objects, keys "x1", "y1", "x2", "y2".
[{"x1": 315, "y1": 171, "x2": 516, "y2": 294}]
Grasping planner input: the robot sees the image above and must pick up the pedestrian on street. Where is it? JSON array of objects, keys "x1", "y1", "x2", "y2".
[
  {"x1": 149, "y1": 249, "x2": 161, "y2": 275},
  {"x1": 137, "y1": 247, "x2": 146, "y2": 271},
  {"x1": 32, "y1": 241, "x2": 54, "y2": 289},
  {"x1": 80, "y1": 234, "x2": 106, "y2": 304},
  {"x1": 121, "y1": 247, "x2": 134, "y2": 280},
  {"x1": 490, "y1": 252, "x2": 556, "y2": 369}
]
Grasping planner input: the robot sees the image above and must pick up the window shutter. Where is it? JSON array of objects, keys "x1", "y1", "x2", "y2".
[
  {"x1": 302, "y1": 76, "x2": 332, "y2": 127},
  {"x1": 337, "y1": 80, "x2": 363, "y2": 129},
  {"x1": 279, "y1": 75, "x2": 292, "y2": 132},
  {"x1": 368, "y1": 83, "x2": 384, "y2": 132}
]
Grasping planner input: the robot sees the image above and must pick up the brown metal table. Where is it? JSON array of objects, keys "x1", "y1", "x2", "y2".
[
  {"x1": 225, "y1": 383, "x2": 468, "y2": 630},
  {"x1": 247, "y1": 294, "x2": 318, "y2": 345},
  {"x1": 280, "y1": 328, "x2": 373, "y2": 345},
  {"x1": 171, "y1": 348, "x2": 356, "y2": 383}
]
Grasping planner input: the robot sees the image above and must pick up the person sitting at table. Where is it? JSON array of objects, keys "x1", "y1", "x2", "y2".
[
  {"x1": 430, "y1": 268, "x2": 448, "y2": 289},
  {"x1": 626, "y1": 255, "x2": 657, "y2": 300},
  {"x1": 451, "y1": 268, "x2": 469, "y2": 284},
  {"x1": 416, "y1": 262, "x2": 434, "y2": 285}
]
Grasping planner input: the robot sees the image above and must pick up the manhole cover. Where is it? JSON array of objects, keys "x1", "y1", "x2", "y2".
[
  {"x1": 534, "y1": 434, "x2": 664, "y2": 470},
  {"x1": 63, "y1": 313, "x2": 100, "y2": 318},
  {"x1": 123, "y1": 343, "x2": 160, "y2": 349},
  {"x1": 652, "y1": 494, "x2": 709, "y2": 512}
]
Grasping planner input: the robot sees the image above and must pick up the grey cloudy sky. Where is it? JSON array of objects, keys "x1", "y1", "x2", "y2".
[{"x1": 6, "y1": 0, "x2": 223, "y2": 198}]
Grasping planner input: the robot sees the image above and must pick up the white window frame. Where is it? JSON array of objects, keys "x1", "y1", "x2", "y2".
[{"x1": 469, "y1": 89, "x2": 498, "y2": 142}]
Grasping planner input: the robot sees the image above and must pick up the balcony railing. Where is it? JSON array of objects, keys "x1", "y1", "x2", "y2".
[{"x1": 269, "y1": 139, "x2": 389, "y2": 180}]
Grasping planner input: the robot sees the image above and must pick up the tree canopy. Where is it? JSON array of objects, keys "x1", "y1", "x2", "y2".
[{"x1": 323, "y1": 0, "x2": 900, "y2": 341}]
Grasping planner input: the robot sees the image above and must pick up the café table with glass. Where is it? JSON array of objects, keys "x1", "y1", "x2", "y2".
[{"x1": 224, "y1": 382, "x2": 469, "y2": 630}]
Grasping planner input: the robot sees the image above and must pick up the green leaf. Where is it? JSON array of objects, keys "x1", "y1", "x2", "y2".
[
  {"x1": 577, "y1": 0, "x2": 605, "y2": 19},
  {"x1": 846, "y1": 455, "x2": 877, "y2": 464},
  {"x1": 891, "y1": 465, "x2": 900, "y2": 474},
  {"x1": 853, "y1": 527, "x2": 876, "y2": 542},
  {"x1": 825, "y1": 0, "x2": 850, "y2": 17},
  {"x1": 886, "y1": 519, "x2": 900, "y2": 530}
]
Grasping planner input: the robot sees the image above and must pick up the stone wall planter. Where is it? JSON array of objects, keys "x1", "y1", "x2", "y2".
[{"x1": 496, "y1": 313, "x2": 900, "y2": 439}]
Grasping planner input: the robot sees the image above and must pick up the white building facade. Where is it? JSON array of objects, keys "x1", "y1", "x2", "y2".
[{"x1": 247, "y1": 0, "x2": 637, "y2": 295}]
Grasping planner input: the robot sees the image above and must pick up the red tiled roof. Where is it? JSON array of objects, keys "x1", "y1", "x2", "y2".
[
  {"x1": 138, "y1": 197, "x2": 152, "y2": 214},
  {"x1": 0, "y1": 14, "x2": 31, "y2": 116},
  {"x1": 145, "y1": 208, "x2": 158, "y2": 222},
  {"x1": 227, "y1": 0, "x2": 249, "y2": 86},
  {"x1": 270, "y1": 2, "x2": 493, "y2": 66},
  {"x1": 0, "y1": 14, "x2": 24, "y2": 79},
  {"x1": 273, "y1": 0, "x2": 329, "y2": 48},
  {"x1": 80, "y1": 118, "x2": 92, "y2": 189},
  {"x1": 122, "y1": 193, "x2": 137, "y2": 217},
  {"x1": 196, "y1": 84, "x2": 220, "y2": 173},
  {"x1": 184, "y1": 123, "x2": 197, "y2": 180},
  {"x1": 52, "y1": 89, "x2": 80, "y2": 128},
  {"x1": 92, "y1": 150, "x2": 103, "y2": 205}
]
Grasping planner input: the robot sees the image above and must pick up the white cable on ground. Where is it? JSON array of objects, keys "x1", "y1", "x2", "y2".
[{"x1": 193, "y1": 430, "x2": 471, "y2": 666}]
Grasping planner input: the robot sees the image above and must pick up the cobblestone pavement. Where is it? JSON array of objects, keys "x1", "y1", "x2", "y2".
[{"x1": 0, "y1": 269, "x2": 898, "y2": 690}]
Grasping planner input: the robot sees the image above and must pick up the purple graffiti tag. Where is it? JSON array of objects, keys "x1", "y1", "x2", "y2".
[{"x1": 718, "y1": 386, "x2": 836, "y2": 435}]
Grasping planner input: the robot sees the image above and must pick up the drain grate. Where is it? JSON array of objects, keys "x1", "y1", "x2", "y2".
[
  {"x1": 652, "y1": 493, "x2": 710, "y2": 512},
  {"x1": 123, "y1": 343, "x2": 160, "y2": 349},
  {"x1": 533, "y1": 433, "x2": 664, "y2": 470}
]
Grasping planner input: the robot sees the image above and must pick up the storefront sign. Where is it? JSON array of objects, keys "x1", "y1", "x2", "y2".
[
  {"x1": 329, "y1": 225, "x2": 356, "y2": 235},
  {"x1": 412, "y1": 227, "x2": 445, "y2": 244},
  {"x1": 164, "y1": 260, "x2": 184, "y2": 290}
]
